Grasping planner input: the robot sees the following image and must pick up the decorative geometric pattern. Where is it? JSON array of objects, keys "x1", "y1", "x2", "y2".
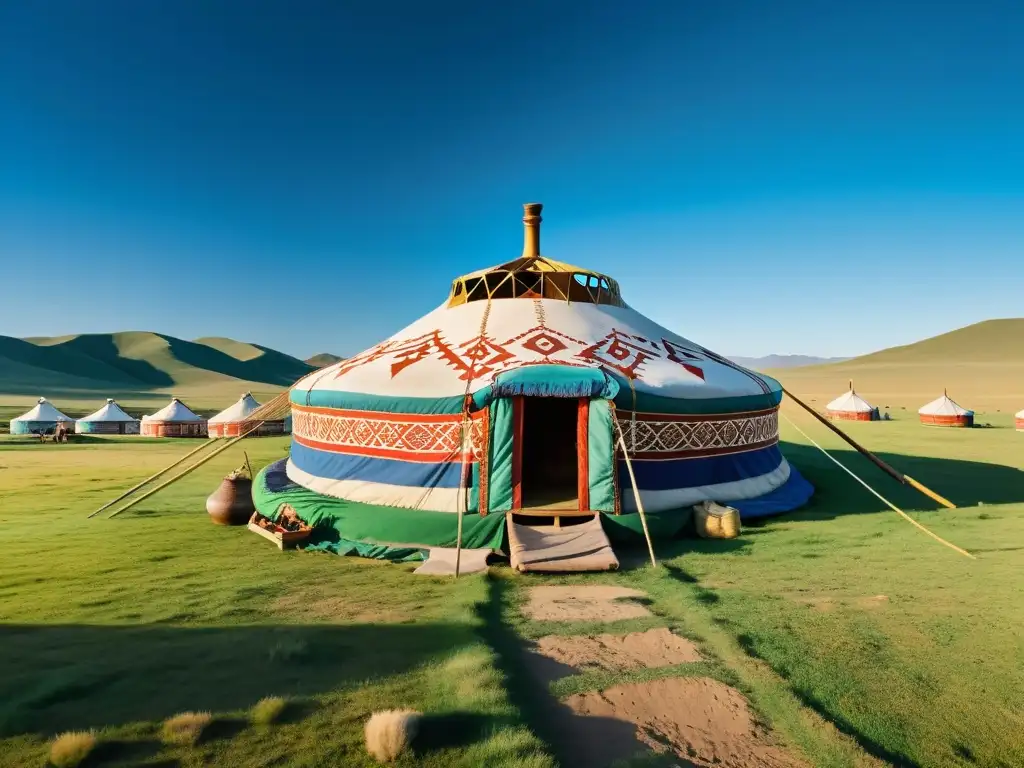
[
  {"x1": 618, "y1": 409, "x2": 779, "y2": 459},
  {"x1": 291, "y1": 406, "x2": 486, "y2": 462},
  {"x1": 330, "y1": 323, "x2": 706, "y2": 384}
]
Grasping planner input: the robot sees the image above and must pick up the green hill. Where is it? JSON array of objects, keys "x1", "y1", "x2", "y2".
[
  {"x1": 0, "y1": 332, "x2": 316, "y2": 409},
  {"x1": 771, "y1": 319, "x2": 1024, "y2": 414},
  {"x1": 306, "y1": 353, "x2": 344, "y2": 367}
]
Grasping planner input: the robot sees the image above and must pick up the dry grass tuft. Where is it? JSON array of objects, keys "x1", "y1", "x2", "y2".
[
  {"x1": 161, "y1": 711, "x2": 212, "y2": 746},
  {"x1": 251, "y1": 696, "x2": 288, "y2": 725},
  {"x1": 364, "y1": 709, "x2": 422, "y2": 763},
  {"x1": 48, "y1": 731, "x2": 97, "y2": 767}
]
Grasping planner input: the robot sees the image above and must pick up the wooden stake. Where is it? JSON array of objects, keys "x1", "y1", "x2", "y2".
[
  {"x1": 781, "y1": 386, "x2": 956, "y2": 509},
  {"x1": 615, "y1": 425, "x2": 657, "y2": 568},
  {"x1": 107, "y1": 422, "x2": 263, "y2": 518},
  {"x1": 88, "y1": 439, "x2": 219, "y2": 518}
]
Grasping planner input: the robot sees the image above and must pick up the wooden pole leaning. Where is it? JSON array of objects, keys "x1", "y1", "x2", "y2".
[
  {"x1": 614, "y1": 423, "x2": 657, "y2": 568},
  {"x1": 107, "y1": 422, "x2": 263, "y2": 518},
  {"x1": 781, "y1": 386, "x2": 956, "y2": 509},
  {"x1": 88, "y1": 439, "x2": 219, "y2": 518}
]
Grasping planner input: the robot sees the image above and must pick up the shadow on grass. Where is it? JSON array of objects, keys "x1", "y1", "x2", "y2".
[
  {"x1": 661, "y1": 563, "x2": 925, "y2": 768},
  {"x1": 0, "y1": 621, "x2": 475, "y2": 738},
  {"x1": 781, "y1": 441, "x2": 1024, "y2": 518}
]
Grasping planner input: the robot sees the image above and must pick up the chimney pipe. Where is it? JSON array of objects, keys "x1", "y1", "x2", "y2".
[{"x1": 522, "y1": 202, "x2": 543, "y2": 258}]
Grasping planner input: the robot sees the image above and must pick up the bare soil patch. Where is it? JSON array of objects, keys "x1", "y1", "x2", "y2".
[
  {"x1": 523, "y1": 585, "x2": 651, "y2": 622},
  {"x1": 530, "y1": 628, "x2": 700, "y2": 681},
  {"x1": 559, "y1": 677, "x2": 806, "y2": 767}
]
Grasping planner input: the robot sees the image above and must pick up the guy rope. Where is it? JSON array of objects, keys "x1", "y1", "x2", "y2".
[{"x1": 781, "y1": 411, "x2": 974, "y2": 559}]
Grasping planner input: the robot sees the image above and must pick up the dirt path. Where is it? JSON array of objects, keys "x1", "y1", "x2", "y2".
[{"x1": 519, "y1": 585, "x2": 806, "y2": 768}]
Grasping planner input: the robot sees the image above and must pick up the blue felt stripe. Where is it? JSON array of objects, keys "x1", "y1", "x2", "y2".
[
  {"x1": 290, "y1": 440, "x2": 467, "y2": 488},
  {"x1": 619, "y1": 444, "x2": 785, "y2": 491},
  {"x1": 732, "y1": 466, "x2": 814, "y2": 519}
]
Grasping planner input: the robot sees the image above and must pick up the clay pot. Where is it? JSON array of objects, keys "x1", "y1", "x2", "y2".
[{"x1": 206, "y1": 476, "x2": 255, "y2": 525}]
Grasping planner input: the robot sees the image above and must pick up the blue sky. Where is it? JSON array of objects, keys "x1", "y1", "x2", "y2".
[{"x1": 1, "y1": 2, "x2": 1022, "y2": 359}]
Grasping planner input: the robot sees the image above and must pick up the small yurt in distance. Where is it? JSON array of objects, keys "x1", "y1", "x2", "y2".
[
  {"x1": 140, "y1": 397, "x2": 207, "y2": 437},
  {"x1": 919, "y1": 390, "x2": 974, "y2": 428},
  {"x1": 826, "y1": 382, "x2": 879, "y2": 421},
  {"x1": 76, "y1": 399, "x2": 140, "y2": 434},
  {"x1": 1015, "y1": 408, "x2": 1024, "y2": 431},
  {"x1": 10, "y1": 398, "x2": 76, "y2": 435},
  {"x1": 208, "y1": 392, "x2": 290, "y2": 438}
]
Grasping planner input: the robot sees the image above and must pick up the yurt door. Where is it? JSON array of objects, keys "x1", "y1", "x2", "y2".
[{"x1": 511, "y1": 396, "x2": 589, "y2": 512}]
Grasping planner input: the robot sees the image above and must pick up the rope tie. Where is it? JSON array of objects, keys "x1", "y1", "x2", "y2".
[{"x1": 781, "y1": 412, "x2": 974, "y2": 559}]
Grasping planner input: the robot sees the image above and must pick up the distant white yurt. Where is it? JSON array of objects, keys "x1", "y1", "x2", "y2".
[
  {"x1": 9, "y1": 398, "x2": 75, "y2": 435},
  {"x1": 207, "y1": 392, "x2": 290, "y2": 438},
  {"x1": 76, "y1": 399, "x2": 140, "y2": 435},
  {"x1": 826, "y1": 382, "x2": 879, "y2": 421},
  {"x1": 919, "y1": 390, "x2": 974, "y2": 428},
  {"x1": 1015, "y1": 408, "x2": 1024, "y2": 431},
  {"x1": 140, "y1": 397, "x2": 207, "y2": 437}
]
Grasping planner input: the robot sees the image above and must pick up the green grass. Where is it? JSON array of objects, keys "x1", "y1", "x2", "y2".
[{"x1": 1, "y1": 412, "x2": 1023, "y2": 766}]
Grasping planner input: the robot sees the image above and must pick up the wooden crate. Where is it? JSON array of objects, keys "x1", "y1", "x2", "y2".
[{"x1": 247, "y1": 512, "x2": 311, "y2": 550}]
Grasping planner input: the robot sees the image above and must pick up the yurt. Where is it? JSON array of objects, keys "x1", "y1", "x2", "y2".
[
  {"x1": 76, "y1": 398, "x2": 141, "y2": 434},
  {"x1": 140, "y1": 397, "x2": 207, "y2": 437},
  {"x1": 918, "y1": 390, "x2": 974, "y2": 428},
  {"x1": 208, "y1": 392, "x2": 290, "y2": 438},
  {"x1": 252, "y1": 204, "x2": 814, "y2": 563},
  {"x1": 826, "y1": 382, "x2": 879, "y2": 421},
  {"x1": 1015, "y1": 408, "x2": 1023, "y2": 431},
  {"x1": 9, "y1": 398, "x2": 76, "y2": 435}
]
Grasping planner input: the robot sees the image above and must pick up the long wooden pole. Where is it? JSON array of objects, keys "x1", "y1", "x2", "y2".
[
  {"x1": 781, "y1": 386, "x2": 956, "y2": 509},
  {"x1": 107, "y1": 423, "x2": 262, "y2": 518},
  {"x1": 615, "y1": 426, "x2": 657, "y2": 568},
  {"x1": 88, "y1": 439, "x2": 219, "y2": 518}
]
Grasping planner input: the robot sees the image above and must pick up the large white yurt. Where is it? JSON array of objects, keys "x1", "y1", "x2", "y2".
[
  {"x1": 826, "y1": 382, "x2": 879, "y2": 421},
  {"x1": 9, "y1": 398, "x2": 76, "y2": 435},
  {"x1": 140, "y1": 397, "x2": 207, "y2": 437},
  {"x1": 251, "y1": 203, "x2": 815, "y2": 562},
  {"x1": 1015, "y1": 408, "x2": 1023, "y2": 431},
  {"x1": 76, "y1": 399, "x2": 141, "y2": 434},
  {"x1": 918, "y1": 390, "x2": 974, "y2": 428},
  {"x1": 208, "y1": 392, "x2": 290, "y2": 438}
]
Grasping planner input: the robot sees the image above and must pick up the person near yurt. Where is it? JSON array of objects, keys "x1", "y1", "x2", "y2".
[
  {"x1": 76, "y1": 398, "x2": 141, "y2": 434},
  {"x1": 9, "y1": 398, "x2": 76, "y2": 435},
  {"x1": 208, "y1": 392, "x2": 290, "y2": 438},
  {"x1": 251, "y1": 203, "x2": 814, "y2": 563},
  {"x1": 918, "y1": 390, "x2": 974, "y2": 427},
  {"x1": 140, "y1": 397, "x2": 207, "y2": 437},
  {"x1": 826, "y1": 381, "x2": 879, "y2": 421}
]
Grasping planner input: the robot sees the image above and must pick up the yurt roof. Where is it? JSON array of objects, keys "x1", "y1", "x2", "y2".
[
  {"x1": 826, "y1": 388, "x2": 875, "y2": 413},
  {"x1": 144, "y1": 398, "x2": 203, "y2": 422},
  {"x1": 919, "y1": 392, "x2": 973, "y2": 416},
  {"x1": 12, "y1": 397, "x2": 74, "y2": 423},
  {"x1": 209, "y1": 393, "x2": 261, "y2": 424},
  {"x1": 1015, "y1": 408, "x2": 1024, "y2": 419},
  {"x1": 293, "y1": 204, "x2": 783, "y2": 416},
  {"x1": 78, "y1": 398, "x2": 138, "y2": 423}
]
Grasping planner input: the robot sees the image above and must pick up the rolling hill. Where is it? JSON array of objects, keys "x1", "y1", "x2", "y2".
[
  {"x1": 770, "y1": 318, "x2": 1024, "y2": 414},
  {"x1": 0, "y1": 332, "x2": 315, "y2": 409},
  {"x1": 728, "y1": 354, "x2": 849, "y2": 370},
  {"x1": 306, "y1": 353, "x2": 344, "y2": 368}
]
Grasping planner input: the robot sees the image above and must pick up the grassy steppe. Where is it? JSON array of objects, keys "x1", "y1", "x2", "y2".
[{"x1": 0, "y1": 409, "x2": 1022, "y2": 766}]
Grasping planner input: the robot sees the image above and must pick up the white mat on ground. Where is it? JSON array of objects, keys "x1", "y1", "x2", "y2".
[
  {"x1": 413, "y1": 547, "x2": 492, "y2": 576},
  {"x1": 507, "y1": 514, "x2": 619, "y2": 573}
]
